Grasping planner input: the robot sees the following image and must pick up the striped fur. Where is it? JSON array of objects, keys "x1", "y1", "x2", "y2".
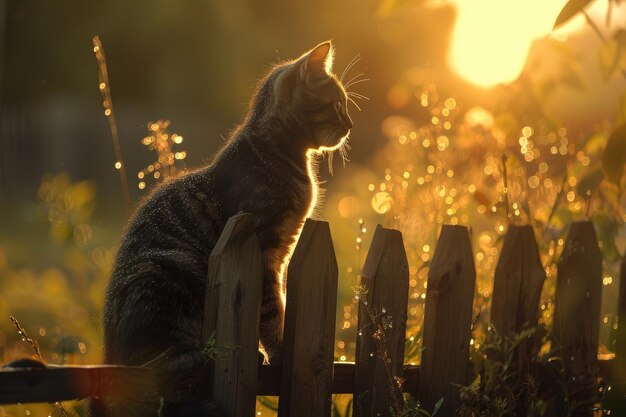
[{"x1": 95, "y1": 41, "x2": 352, "y2": 417}]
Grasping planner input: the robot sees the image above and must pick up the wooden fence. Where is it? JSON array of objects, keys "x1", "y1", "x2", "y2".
[{"x1": 1, "y1": 212, "x2": 625, "y2": 416}]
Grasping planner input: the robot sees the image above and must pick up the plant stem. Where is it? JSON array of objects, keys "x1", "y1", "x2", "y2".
[
  {"x1": 501, "y1": 154, "x2": 511, "y2": 223},
  {"x1": 92, "y1": 35, "x2": 132, "y2": 216}
]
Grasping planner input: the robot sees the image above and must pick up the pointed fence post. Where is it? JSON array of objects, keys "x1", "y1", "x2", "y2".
[
  {"x1": 418, "y1": 225, "x2": 476, "y2": 415},
  {"x1": 353, "y1": 225, "x2": 409, "y2": 417},
  {"x1": 278, "y1": 219, "x2": 338, "y2": 417},
  {"x1": 202, "y1": 212, "x2": 263, "y2": 417},
  {"x1": 553, "y1": 221, "x2": 602, "y2": 416},
  {"x1": 491, "y1": 225, "x2": 546, "y2": 371},
  {"x1": 616, "y1": 252, "x2": 626, "y2": 371}
]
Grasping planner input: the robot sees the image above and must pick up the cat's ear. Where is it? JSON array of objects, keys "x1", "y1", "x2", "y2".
[{"x1": 300, "y1": 41, "x2": 334, "y2": 81}]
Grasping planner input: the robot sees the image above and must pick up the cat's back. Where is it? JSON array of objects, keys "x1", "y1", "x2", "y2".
[{"x1": 106, "y1": 169, "x2": 228, "y2": 318}]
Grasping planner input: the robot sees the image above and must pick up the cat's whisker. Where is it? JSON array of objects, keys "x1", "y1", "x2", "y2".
[
  {"x1": 347, "y1": 96, "x2": 362, "y2": 112},
  {"x1": 345, "y1": 78, "x2": 370, "y2": 89},
  {"x1": 340, "y1": 54, "x2": 361, "y2": 83},
  {"x1": 344, "y1": 72, "x2": 365, "y2": 89},
  {"x1": 339, "y1": 55, "x2": 356, "y2": 82},
  {"x1": 348, "y1": 91, "x2": 370, "y2": 100},
  {"x1": 339, "y1": 139, "x2": 350, "y2": 167}
]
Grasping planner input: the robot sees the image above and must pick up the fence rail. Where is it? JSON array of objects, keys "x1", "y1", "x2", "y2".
[{"x1": 1, "y1": 213, "x2": 625, "y2": 416}]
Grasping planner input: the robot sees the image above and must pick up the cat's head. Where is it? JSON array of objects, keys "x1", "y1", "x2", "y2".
[{"x1": 249, "y1": 41, "x2": 354, "y2": 152}]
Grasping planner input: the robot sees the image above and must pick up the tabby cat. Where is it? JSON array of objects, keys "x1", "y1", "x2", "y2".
[{"x1": 94, "y1": 41, "x2": 353, "y2": 416}]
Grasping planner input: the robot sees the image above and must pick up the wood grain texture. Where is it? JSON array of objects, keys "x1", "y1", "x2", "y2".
[
  {"x1": 2, "y1": 359, "x2": 617, "y2": 404},
  {"x1": 491, "y1": 225, "x2": 546, "y2": 371},
  {"x1": 418, "y1": 225, "x2": 475, "y2": 415},
  {"x1": 609, "y1": 250, "x2": 626, "y2": 415},
  {"x1": 202, "y1": 212, "x2": 263, "y2": 417},
  {"x1": 354, "y1": 225, "x2": 409, "y2": 417},
  {"x1": 553, "y1": 221, "x2": 602, "y2": 416},
  {"x1": 616, "y1": 251, "x2": 626, "y2": 377},
  {"x1": 278, "y1": 219, "x2": 338, "y2": 417},
  {"x1": 0, "y1": 365, "x2": 156, "y2": 404}
]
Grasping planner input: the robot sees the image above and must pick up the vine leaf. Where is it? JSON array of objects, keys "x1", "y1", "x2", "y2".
[
  {"x1": 553, "y1": 0, "x2": 596, "y2": 29},
  {"x1": 602, "y1": 123, "x2": 626, "y2": 185}
]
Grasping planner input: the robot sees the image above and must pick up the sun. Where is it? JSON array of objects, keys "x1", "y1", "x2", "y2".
[{"x1": 448, "y1": 0, "x2": 579, "y2": 88}]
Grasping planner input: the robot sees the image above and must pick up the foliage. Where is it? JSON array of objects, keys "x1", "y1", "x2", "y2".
[
  {"x1": 457, "y1": 326, "x2": 606, "y2": 417},
  {"x1": 2, "y1": 3, "x2": 626, "y2": 417},
  {"x1": 353, "y1": 285, "x2": 432, "y2": 417},
  {"x1": 554, "y1": 0, "x2": 626, "y2": 82},
  {"x1": 553, "y1": 0, "x2": 596, "y2": 30}
]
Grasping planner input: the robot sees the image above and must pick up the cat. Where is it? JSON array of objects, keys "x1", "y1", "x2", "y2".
[{"x1": 94, "y1": 41, "x2": 353, "y2": 416}]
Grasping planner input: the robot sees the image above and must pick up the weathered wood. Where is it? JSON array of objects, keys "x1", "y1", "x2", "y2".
[
  {"x1": 0, "y1": 365, "x2": 156, "y2": 404},
  {"x1": 491, "y1": 225, "x2": 546, "y2": 371},
  {"x1": 258, "y1": 362, "x2": 419, "y2": 395},
  {"x1": 418, "y1": 225, "x2": 476, "y2": 415},
  {"x1": 279, "y1": 219, "x2": 338, "y2": 417},
  {"x1": 256, "y1": 359, "x2": 615, "y2": 396},
  {"x1": 354, "y1": 225, "x2": 409, "y2": 417},
  {"x1": 553, "y1": 221, "x2": 602, "y2": 417},
  {"x1": 609, "y1": 250, "x2": 626, "y2": 414},
  {"x1": 203, "y1": 212, "x2": 263, "y2": 417},
  {"x1": 615, "y1": 250, "x2": 626, "y2": 377},
  {"x1": 2, "y1": 358, "x2": 618, "y2": 403}
]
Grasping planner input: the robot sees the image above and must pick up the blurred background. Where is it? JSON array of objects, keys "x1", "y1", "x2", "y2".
[{"x1": 0, "y1": 0, "x2": 625, "y2": 415}]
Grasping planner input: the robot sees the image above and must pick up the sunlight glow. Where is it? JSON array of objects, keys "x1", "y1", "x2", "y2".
[{"x1": 449, "y1": 0, "x2": 575, "y2": 88}]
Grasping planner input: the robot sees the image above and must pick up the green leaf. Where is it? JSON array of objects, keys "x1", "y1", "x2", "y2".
[
  {"x1": 553, "y1": 0, "x2": 596, "y2": 29},
  {"x1": 576, "y1": 167, "x2": 604, "y2": 198},
  {"x1": 602, "y1": 123, "x2": 626, "y2": 185},
  {"x1": 431, "y1": 398, "x2": 444, "y2": 416},
  {"x1": 583, "y1": 132, "x2": 608, "y2": 156}
]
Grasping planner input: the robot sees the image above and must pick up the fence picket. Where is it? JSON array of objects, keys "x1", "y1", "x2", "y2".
[
  {"x1": 278, "y1": 219, "x2": 338, "y2": 417},
  {"x1": 2, "y1": 217, "x2": 624, "y2": 413},
  {"x1": 610, "y1": 250, "x2": 626, "y2": 414},
  {"x1": 418, "y1": 225, "x2": 475, "y2": 415},
  {"x1": 553, "y1": 221, "x2": 602, "y2": 415},
  {"x1": 617, "y1": 251, "x2": 626, "y2": 374},
  {"x1": 491, "y1": 225, "x2": 545, "y2": 371},
  {"x1": 353, "y1": 225, "x2": 409, "y2": 417},
  {"x1": 202, "y1": 212, "x2": 263, "y2": 417}
]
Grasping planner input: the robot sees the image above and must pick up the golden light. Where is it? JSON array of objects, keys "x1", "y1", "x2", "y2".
[
  {"x1": 337, "y1": 195, "x2": 360, "y2": 219},
  {"x1": 449, "y1": 0, "x2": 578, "y2": 88}
]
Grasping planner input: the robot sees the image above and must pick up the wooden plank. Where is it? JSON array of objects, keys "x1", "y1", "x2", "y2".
[
  {"x1": 0, "y1": 365, "x2": 156, "y2": 404},
  {"x1": 418, "y1": 225, "x2": 475, "y2": 415},
  {"x1": 615, "y1": 250, "x2": 626, "y2": 377},
  {"x1": 278, "y1": 219, "x2": 338, "y2": 417},
  {"x1": 491, "y1": 225, "x2": 546, "y2": 372},
  {"x1": 202, "y1": 212, "x2": 263, "y2": 417},
  {"x1": 354, "y1": 225, "x2": 409, "y2": 417},
  {"x1": 553, "y1": 221, "x2": 602, "y2": 416},
  {"x1": 609, "y1": 251, "x2": 626, "y2": 414},
  {"x1": 2, "y1": 358, "x2": 617, "y2": 403},
  {"x1": 257, "y1": 362, "x2": 419, "y2": 395},
  {"x1": 255, "y1": 359, "x2": 615, "y2": 396}
]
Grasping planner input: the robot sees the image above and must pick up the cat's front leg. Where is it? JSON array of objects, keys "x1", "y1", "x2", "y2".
[{"x1": 259, "y1": 265, "x2": 284, "y2": 364}]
